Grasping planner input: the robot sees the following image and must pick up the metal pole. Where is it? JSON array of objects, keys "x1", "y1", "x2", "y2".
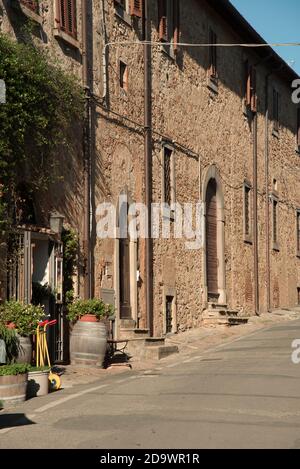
[
  {"x1": 253, "y1": 112, "x2": 259, "y2": 315},
  {"x1": 82, "y1": 0, "x2": 91, "y2": 299},
  {"x1": 143, "y1": 0, "x2": 153, "y2": 336},
  {"x1": 265, "y1": 74, "x2": 271, "y2": 313}
]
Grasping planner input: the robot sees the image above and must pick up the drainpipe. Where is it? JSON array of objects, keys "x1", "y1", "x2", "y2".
[
  {"x1": 143, "y1": 0, "x2": 153, "y2": 336},
  {"x1": 253, "y1": 110, "x2": 259, "y2": 315},
  {"x1": 82, "y1": 0, "x2": 91, "y2": 299},
  {"x1": 265, "y1": 73, "x2": 271, "y2": 313}
]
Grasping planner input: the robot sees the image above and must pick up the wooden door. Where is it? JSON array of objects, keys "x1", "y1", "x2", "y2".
[
  {"x1": 119, "y1": 237, "x2": 132, "y2": 319},
  {"x1": 206, "y1": 179, "x2": 219, "y2": 300}
]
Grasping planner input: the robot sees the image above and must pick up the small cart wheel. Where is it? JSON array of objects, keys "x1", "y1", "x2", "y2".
[{"x1": 49, "y1": 373, "x2": 61, "y2": 391}]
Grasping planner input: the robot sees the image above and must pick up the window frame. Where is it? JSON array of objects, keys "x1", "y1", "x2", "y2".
[
  {"x1": 272, "y1": 193, "x2": 280, "y2": 251},
  {"x1": 54, "y1": 0, "x2": 79, "y2": 48},
  {"x1": 158, "y1": 0, "x2": 180, "y2": 59},
  {"x1": 161, "y1": 143, "x2": 176, "y2": 220},
  {"x1": 297, "y1": 210, "x2": 300, "y2": 257},
  {"x1": 243, "y1": 181, "x2": 252, "y2": 244},
  {"x1": 272, "y1": 88, "x2": 280, "y2": 136}
]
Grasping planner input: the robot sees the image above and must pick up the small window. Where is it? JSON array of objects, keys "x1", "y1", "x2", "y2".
[
  {"x1": 163, "y1": 147, "x2": 172, "y2": 206},
  {"x1": 244, "y1": 61, "x2": 257, "y2": 113},
  {"x1": 165, "y1": 295, "x2": 174, "y2": 334},
  {"x1": 273, "y1": 179, "x2": 278, "y2": 191},
  {"x1": 272, "y1": 198, "x2": 279, "y2": 248},
  {"x1": 158, "y1": 0, "x2": 180, "y2": 54},
  {"x1": 120, "y1": 61, "x2": 128, "y2": 92},
  {"x1": 297, "y1": 211, "x2": 300, "y2": 255},
  {"x1": 243, "y1": 183, "x2": 252, "y2": 241},
  {"x1": 209, "y1": 29, "x2": 217, "y2": 79},
  {"x1": 273, "y1": 89, "x2": 279, "y2": 133}
]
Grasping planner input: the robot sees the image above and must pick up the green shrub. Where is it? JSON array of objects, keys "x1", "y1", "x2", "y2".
[
  {"x1": 67, "y1": 298, "x2": 114, "y2": 322},
  {"x1": 28, "y1": 366, "x2": 50, "y2": 372},
  {"x1": 0, "y1": 364, "x2": 30, "y2": 376},
  {"x1": 0, "y1": 301, "x2": 45, "y2": 336},
  {"x1": 0, "y1": 323, "x2": 20, "y2": 364}
]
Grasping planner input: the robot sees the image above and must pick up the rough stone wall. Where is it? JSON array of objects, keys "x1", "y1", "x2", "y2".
[
  {"x1": 94, "y1": 0, "x2": 300, "y2": 335},
  {"x1": 1, "y1": 1, "x2": 299, "y2": 335}
]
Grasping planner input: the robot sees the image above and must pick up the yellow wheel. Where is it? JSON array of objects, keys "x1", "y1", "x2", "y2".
[{"x1": 49, "y1": 373, "x2": 61, "y2": 391}]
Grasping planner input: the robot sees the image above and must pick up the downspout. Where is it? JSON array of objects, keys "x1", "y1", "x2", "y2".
[
  {"x1": 143, "y1": 0, "x2": 153, "y2": 336},
  {"x1": 82, "y1": 0, "x2": 91, "y2": 299},
  {"x1": 253, "y1": 109, "x2": 259, "y2": 315},
  {"x1": 101, "y1": 0, "x2": 108, "y2": 103},
  {"x1": 265, "y1": 73, "x2": 271, "y2": 313}
]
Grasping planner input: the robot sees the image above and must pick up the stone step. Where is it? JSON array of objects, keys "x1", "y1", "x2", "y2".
[
  {"x1": 119, "y1": 328, "x2": 149, "y2": 340},
  {"x1": 143, "y1": 345, "x2": 179, "y2": 361},
  {"x1": 202, "y1": 309, "x2": 248, "y2": 327}
]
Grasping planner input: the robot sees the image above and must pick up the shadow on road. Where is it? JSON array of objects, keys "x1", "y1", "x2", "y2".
[{"x1": 0, "y1": 413, "x2": 36, "y2": 430}]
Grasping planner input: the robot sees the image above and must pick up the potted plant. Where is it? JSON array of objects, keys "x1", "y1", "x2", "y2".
[
  {"x1": 67, "y1": 299, "x2": 113, "y2": 368},
  {"x1": 0, "y1": 364, "x2": 30, "y2": 408},
  {"x1": 27, "y1": 365, "x2": 51, "y2": 399},
  {"x1": 0, "y1": 301, "x2": 45, "y2": 364}
]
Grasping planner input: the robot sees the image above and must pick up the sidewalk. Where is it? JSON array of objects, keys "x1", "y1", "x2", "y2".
[{"x1": 58, "y1": 307, "x2": 300, "y2": 388}]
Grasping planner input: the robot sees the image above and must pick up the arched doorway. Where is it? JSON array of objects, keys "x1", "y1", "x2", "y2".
[
  {"x1": 206, "y1": 179, "x2": 219, "y2": 301},
  {"x1": 202, "y1": 166, "x2": 226, "y2": 305}
]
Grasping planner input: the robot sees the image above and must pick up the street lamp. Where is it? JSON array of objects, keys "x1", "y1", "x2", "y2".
[
  {"x1": 50, "y1": 212, "x2": 64, "y2": 235},
  {"x1": 0, "y1": 79, "x2": 6, "y2": 104}
]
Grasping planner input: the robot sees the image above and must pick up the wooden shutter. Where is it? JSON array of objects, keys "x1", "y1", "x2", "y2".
[
  {"x1": 206, "y1": 179, "x2": 218, "y2": 298},
  {"x1": 209, "y1": 29, "x2": 217, "y2": 77},
  {"x1": 250, "y1": 66, "x2": 257, "y2": 112},
  {"x1": 130, "y1": 0, "x2": 142, "y2": 17},
  {"x1": 158, "y1": 0, "x2": 167, "y2": 42},
  {"x1": 173, "y1": 0, "x2": 180, "y2": 53},
  {"x1": 58, "y1": 0, "x2": 77, "y2": 38}
]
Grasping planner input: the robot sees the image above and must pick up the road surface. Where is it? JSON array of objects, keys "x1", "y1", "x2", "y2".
[{"x1": 1, "y1": 319, "x2": 300, "y2": 449}]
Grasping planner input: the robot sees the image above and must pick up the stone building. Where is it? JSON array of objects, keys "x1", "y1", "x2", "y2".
[{"x1": 1, "y1": 1, "x2": 300, "y2": 354}]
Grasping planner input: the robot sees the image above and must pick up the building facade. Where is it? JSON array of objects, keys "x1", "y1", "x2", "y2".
[{"x1": 1, "y1": 1, "x2": 300, "y2": 347}]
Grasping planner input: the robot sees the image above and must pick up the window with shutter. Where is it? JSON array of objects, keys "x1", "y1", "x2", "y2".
[
  {"x1": 130, "y1": 0, "x2": 142, "y2": 17},
  {"x1": 273, "y1": 198, "x2": 278, "y2": 247},
  {"x1": 164, "y1": 147, "x2": 172, "y2": 206},
  {"x1": 158, "y1": 0, "x2": 168, "y2": 42},
  {"x1": 208, "y1": 29, "x2": 217, "y2": 79},
  {"x1": 245, "y1": 62, "x2": 257, "y2": 113},
  {"x1": 297, "y1": 211, "x2": 300, "y2": 254},
  {"x1": 243, "y1": 183, "x2": 252, "y2": 241},
  {"x1": 273, "y1": 89, "x2": 279, "y2": 133},
  {"x1": 57, "y1": 0, "x2": 77, "y2": 39},
  {"x1": 157, "y1": 0, "x2": 180, "y2": 54}
]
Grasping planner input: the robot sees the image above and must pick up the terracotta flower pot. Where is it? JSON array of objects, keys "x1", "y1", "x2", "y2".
[{"x1": 79, "y1": 314, "x2": 98, "y2": 323}]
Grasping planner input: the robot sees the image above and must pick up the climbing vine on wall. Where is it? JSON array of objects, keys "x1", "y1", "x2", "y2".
[{"x1": 0, "y1": 33, "x2": 84, "y2": 230}]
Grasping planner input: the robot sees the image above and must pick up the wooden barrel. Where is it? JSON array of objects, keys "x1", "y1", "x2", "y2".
[
  {"x1": 0, "y1": 373, "x2": 28, "y2": 407},
  {"x1": 16, "y1": 336, "x2": 32, "y2": 364},
  {"x1": 70, "y1": 320, "x2": 107, "y2": 367}
]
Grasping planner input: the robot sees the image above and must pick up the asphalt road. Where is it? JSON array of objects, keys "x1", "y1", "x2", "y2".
[{"x1": 1, "y1": 319, "x2": 300, "y2": 449}]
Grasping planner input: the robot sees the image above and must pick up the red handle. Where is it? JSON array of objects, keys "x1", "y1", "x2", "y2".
[
  {"x1": 47, "y1": 320, "x2": 57, "y2": 327},
  {"x1": 39, "y1": 320, "x2": 49, "y2": 327}
]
